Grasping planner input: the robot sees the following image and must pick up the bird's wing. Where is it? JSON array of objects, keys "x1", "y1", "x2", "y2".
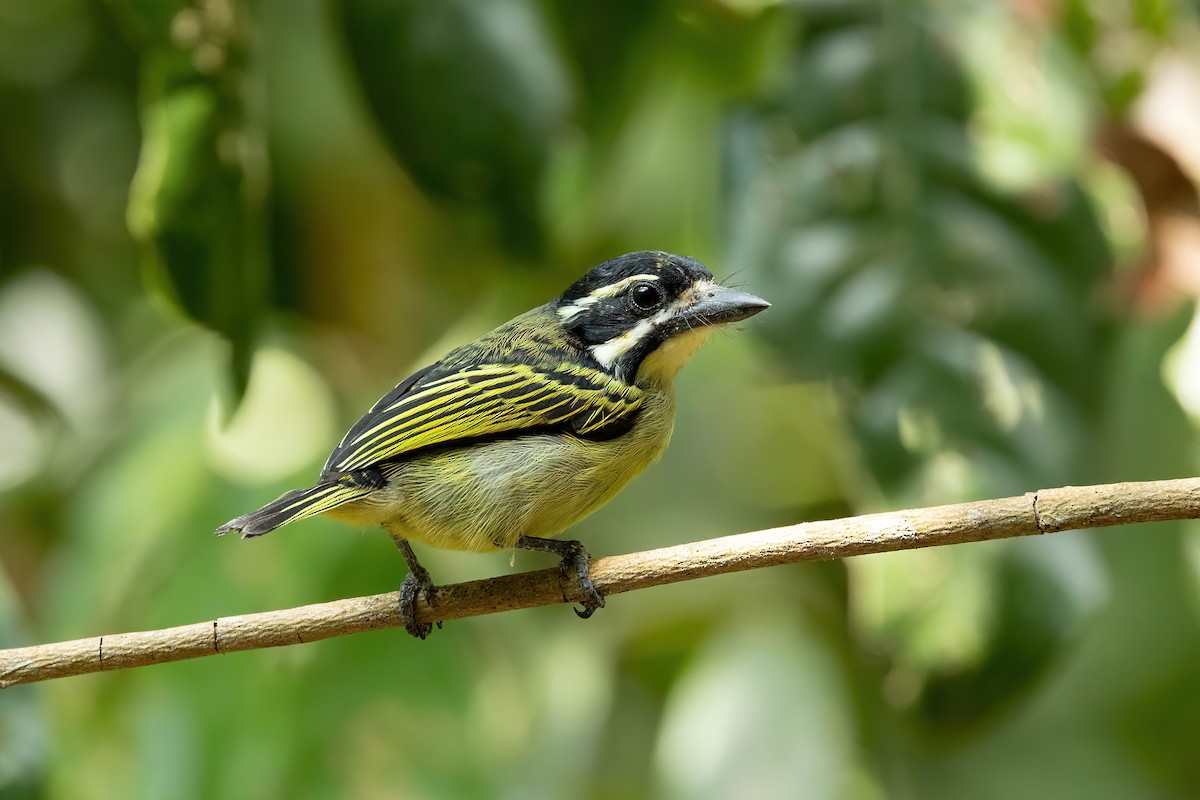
[{"x1": 324, "y1": 361, "x2": 644, "y2": 473}]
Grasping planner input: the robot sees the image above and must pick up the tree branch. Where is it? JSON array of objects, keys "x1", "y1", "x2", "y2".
[{"x1": 3, "y1": 478, "x2": 1199, "y2": 689}]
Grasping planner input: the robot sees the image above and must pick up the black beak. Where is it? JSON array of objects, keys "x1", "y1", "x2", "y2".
[{"x1": 682, "y1": 285, "x2": 770, "y2": 327}]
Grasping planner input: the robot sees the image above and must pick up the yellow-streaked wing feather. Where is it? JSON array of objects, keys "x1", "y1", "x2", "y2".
[{"x1": 327, "y1": 363, "x2": 643, "y2": 473}]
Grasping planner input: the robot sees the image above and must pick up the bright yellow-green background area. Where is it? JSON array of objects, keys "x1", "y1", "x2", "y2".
[{"x1": 4, "y1": 0, "x2": 1200, "y2": 797}]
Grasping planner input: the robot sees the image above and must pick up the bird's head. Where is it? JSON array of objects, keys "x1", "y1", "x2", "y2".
[{"x1": 556, "y1": 251, "x2": 769, "y2": 386}]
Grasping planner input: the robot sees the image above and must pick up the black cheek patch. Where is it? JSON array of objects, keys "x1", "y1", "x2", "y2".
[{"x1": 567, "y1": 303, "x2": 639, "y2": 347}]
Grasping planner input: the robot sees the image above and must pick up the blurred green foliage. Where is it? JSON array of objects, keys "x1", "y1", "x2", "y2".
[{"x1": 3, "y1": 0, "x2": 1200, "y2": 797}]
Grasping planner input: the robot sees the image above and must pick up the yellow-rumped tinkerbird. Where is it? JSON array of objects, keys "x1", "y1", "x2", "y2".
[{"x1": 216, "y1": 251, "x2": 769, "y2": 637}]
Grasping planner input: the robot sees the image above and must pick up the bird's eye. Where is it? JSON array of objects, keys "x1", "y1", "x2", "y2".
[{"x1": 629, "y1": 282, "x2": 663, "y2": 312}]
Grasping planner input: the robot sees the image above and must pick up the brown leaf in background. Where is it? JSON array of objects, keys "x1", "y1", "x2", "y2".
[{"x1": 1100, "y1": 54, "x2": 1200, "y2": 311}]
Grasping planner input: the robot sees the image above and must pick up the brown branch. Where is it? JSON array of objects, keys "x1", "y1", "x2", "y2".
[{"x1": 3, "y1": 478, "x2": 1199, "y2": 689}]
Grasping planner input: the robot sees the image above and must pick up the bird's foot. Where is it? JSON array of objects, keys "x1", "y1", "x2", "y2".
[
  {"x1": 398, "y1": 566, "x2": 441, "y2": 640},
  {"x1": 391, "y1": 536, "x2": 443, "y2": 639},
  {"x1": 563, "y1": 541, "x2": 606, "y2": 619},
  {"x1": 517, "y1": 536, "x2": 606, "y2": 619}
]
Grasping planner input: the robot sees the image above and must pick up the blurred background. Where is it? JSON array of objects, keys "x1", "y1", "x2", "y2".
[{"x1": 3, "y1": 0, "x2": 1200, "y2": 796}]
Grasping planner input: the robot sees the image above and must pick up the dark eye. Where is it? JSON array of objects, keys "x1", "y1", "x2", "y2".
[{"x1": 629, "y1": 282, "x2": 663, "y2": 312}]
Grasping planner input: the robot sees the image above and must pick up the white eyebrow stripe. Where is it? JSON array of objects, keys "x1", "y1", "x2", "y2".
[
  {"x1": 557, "y1": 274, "x2": 662, "y2": 321},
  {"x1": 588, "y1": 273, "x2": 660, "y2": 299}
]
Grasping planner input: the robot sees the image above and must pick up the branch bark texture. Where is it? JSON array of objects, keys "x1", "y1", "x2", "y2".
[{"x1": 3, "y1": 478, "x2": 1199, "y2": 689}]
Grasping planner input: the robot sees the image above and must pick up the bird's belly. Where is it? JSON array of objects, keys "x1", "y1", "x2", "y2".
[{"x1": 347, "y1": 393, "x2": 674, "y2": 552}]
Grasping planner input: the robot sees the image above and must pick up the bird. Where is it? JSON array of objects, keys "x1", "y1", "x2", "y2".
[{"x1": 216, "y1": 251, "x2": 769, "y2": 638}]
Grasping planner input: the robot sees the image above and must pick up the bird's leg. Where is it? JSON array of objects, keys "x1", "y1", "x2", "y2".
[
  {"x1": 516, "y1": 536, "x2": 606, "y2": 619},
  {"x1": 390, "y1": 535, "x2": 441, "y2": 639}
]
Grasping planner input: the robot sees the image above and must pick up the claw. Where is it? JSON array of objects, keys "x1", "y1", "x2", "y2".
[
  {"x1": 398, "y1": 567, "x2": 440, "y2": 640},
  {"x1": 391, "y1": 536, "x2": 442, "y2": 639},
  {"x1": 560, "y1": 541, "x2": 605, "y2": 619},
  {"x1": 514, "y1": 535, "x2": 609, "y2": 621}
]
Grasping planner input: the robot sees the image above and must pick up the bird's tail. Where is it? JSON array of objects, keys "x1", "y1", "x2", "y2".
[{"x1": 215, "y1": 482, "x2": 369, "y2": 539}]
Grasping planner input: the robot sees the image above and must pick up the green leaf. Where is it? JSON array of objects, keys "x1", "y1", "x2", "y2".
[
  {"x1": 726, "y1": 0, "x2": 1116, "y2": 728},
  {"x1": 334, "y1": 0, "x2": 572, "y2": 257},
  {"x1": 655, "y1": 617, "x2": 858, "y2": 797},
  {"x1": 118, "y1": 0, "x2": 268, "y2": 399},
  {"x1": 725, "y1": 5, "x2": 1113, "y2": 494},
  {"x1": 917, "y1": 536, "x2": 1107, "y2": 735},
  {"x1": 0, "y1": 362, "x2": 62, "y2": 425}
]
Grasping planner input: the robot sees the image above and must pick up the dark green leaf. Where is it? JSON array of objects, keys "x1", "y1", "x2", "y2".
[
  {"x1": 0, "y1": 363, "x2": 62, "y2": 424},
  {"x1": 918, "y1": 539, "x2": 1105, "y2": 735},
  {"x1": 117, "y1": 0, "x2": 268, "y2": 399},
  {"x1": 334, "y1": 0, "x2": 571, "y2": 257}
]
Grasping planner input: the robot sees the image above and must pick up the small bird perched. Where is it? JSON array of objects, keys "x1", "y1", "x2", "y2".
[{"x1": 216, "y1": 251, "x2": 768, "y2": 637}]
